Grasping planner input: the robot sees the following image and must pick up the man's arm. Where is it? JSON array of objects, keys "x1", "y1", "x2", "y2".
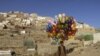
[{"x1": 64, "y1": 46, "x2": 67, "y2": 54}]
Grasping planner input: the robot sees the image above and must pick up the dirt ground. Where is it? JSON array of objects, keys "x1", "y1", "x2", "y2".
[{"x1": 67, "y1": 42, "x2": 100, "y2": 56}]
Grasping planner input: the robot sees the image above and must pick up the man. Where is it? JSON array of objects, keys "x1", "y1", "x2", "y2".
[{"x1": 58, "y1": 41, "x2": 67, "y2": 56}]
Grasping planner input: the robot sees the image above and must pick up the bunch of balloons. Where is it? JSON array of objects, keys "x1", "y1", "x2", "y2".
[{"x1": 46, "y1": 13, "x2": 77, "y2": 41}]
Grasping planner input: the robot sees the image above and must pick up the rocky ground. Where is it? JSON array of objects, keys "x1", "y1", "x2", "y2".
[{"x1": 0, "y1": 28, "x2": 100, "y2": 56}]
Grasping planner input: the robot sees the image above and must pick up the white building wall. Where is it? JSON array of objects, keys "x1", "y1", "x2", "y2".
[{"x1": 93, "y1": 33, "x2": 100, "y2": 43}]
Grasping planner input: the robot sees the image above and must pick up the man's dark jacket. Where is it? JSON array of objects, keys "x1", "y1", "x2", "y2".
[{"x1": 58, "y1": 45, "x2": 66, "y2": 56}]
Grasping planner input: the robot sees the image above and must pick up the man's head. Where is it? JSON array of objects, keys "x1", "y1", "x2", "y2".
[{"x1": 60, "y1": 41, "x2": 64, "y2": 45}]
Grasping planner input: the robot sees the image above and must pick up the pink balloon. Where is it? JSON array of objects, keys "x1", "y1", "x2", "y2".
[{"x1": 48, "y1": 20, "x2": 56, "y2": 25}]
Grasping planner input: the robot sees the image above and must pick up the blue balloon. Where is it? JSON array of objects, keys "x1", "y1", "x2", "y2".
[{"x1": 46, "y1": 23, "x2": 53, "y2": 32}]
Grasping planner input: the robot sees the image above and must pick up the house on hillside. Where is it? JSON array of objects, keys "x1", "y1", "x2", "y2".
[
  {"x1": 76, "y1": 22, "x2": 95, "y2": 36},
  {"x1": 35, "y1": 16, "x2": 52, "y2": 31}
]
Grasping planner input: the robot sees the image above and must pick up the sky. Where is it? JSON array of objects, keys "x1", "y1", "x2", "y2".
[{"x1": 0, "y1": 0, "x2": 100, "y2": 28}]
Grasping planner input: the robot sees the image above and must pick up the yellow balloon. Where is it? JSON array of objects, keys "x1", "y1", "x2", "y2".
[
  {"x1": 48, "y1": 33, "x2": 53, "y2": 37},
  {"x1": 68, "y1": 35, "x2": 75, "y2": 40},
  {"x1": 65, "y1": 16, "x2": 69, "y2": 21},
  {"x1": 57, "y1": 33, "x2": 60, "y2": 38},
  {"x1": 71, "y1": 23, "x2": 76, "y2": 30}
]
